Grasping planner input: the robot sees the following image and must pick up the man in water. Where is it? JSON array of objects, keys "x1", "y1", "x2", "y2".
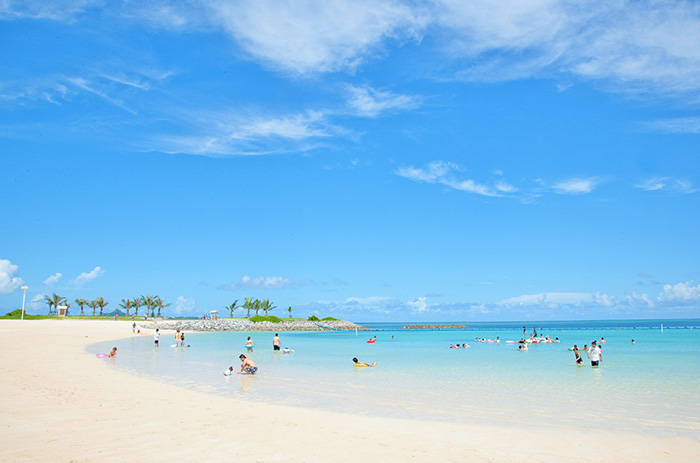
[
  {"x1": 272, "y1": 333, "x2": 281, "y2": 351},
  {"x1": 588, "y1": 340, "x2": 602, "y2": 367},
  {"x1": 154, "y1": 328, "x2": 160, "y2": 347},
  {"x1": 238, "y1": 354, "x2": 258, "y2": 375}
]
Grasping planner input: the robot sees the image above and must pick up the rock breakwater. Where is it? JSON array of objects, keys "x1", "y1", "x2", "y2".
[{"x1": 147, "y1": 319, "x2": 368, "y2": 332}]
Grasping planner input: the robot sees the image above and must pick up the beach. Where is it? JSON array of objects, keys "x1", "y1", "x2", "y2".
[{"x1": 1, "y1": 320, "x2": 698, "y2": 462}]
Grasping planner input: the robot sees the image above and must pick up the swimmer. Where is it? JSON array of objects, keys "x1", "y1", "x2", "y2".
[
  {"x1": 353, "y1": 357, "x2": 377, "y2": 367},
  {"x1": 238, "y1": 354, "x2": 258, "y2": 375},
  {"x1": 245, "y1": 337, "x2": 254, "y2": 351},
  {"x1": 601, "y1": 337, "x2": 606, "y2": 344},
  {"x1": 496, "y1": 337, "x2": 500, "y2": 343},
  {"x1": 518, "y1": 344, "x2": 528, "y2": 350},
  {"x1": 109, "y1": 347, "x2": 117, "y2": 358},
  {"x1": 273, "y1": 333, "x2": 281, "y2": 351},
  {"x1": 631, "y1": 339, "x2": 635, "y2": 344}
]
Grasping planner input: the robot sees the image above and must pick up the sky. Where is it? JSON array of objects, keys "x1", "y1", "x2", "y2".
[{"x1": 1, "y1": 0, "x2": 699, "y2": 322}]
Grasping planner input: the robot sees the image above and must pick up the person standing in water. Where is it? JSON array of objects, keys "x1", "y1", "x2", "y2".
[
  {"x1": 245, "y1": 337, "x2": 254, "y2": 352},
  {"x1": 573, "y1": 345, "x2": 583, "y2": 365},
  {"x1": 272, "y1": 333, "x2": 281, "y2": 351},
  {"x1": 588, "y1": 340, "x2": 602, "y2": 367},
  {"x1": 154, "y1": 329, "x2": 160, "y2": 347}
]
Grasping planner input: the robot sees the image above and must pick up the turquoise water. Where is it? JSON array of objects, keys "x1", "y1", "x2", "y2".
[{"x1": 90, "y1": 320, "x2": 700, "y2": 436}]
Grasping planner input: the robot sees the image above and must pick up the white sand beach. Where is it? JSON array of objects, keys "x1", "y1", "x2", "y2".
[{"x1": 1, "y1": 319, "x2": 698, "y2": 462}]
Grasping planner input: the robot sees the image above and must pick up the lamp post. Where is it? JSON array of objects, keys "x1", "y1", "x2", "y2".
[{"x1": 20, "y1": 285, "x2": 29, "y2": 321}]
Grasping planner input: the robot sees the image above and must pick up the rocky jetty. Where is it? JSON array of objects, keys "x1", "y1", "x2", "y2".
[
  {"x1": 402, "y1": 324, "x2": 468, "y2": 329},
  {"x1": 145, "y1": 319, "x2": 368, "y2": 332}
]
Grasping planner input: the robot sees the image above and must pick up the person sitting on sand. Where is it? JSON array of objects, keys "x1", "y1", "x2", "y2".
[
  {"x1": 353, "y1": 357, "x2": 377, "y2": 367},
  {"x1": 245, "y1": 337, "x2": 254, "y2": 352},
  {"x1": 238, "y1": 354, "x2": 258, "y2": 375},
  {"x1": 109, "y1": 347, "x2": 117, "y2": 358}
]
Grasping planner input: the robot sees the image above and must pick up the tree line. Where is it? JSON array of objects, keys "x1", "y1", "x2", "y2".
[
  {"x1": 44, "y1": 293, "x2": 170, "y2": 317},
  {"x1": 43, "y1": 293, "x2": 292, "y2": 318}
]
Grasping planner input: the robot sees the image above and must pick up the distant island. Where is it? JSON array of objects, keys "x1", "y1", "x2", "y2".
[{"x1": 403, "y1": 324, "x2": 468, "y2": 329}]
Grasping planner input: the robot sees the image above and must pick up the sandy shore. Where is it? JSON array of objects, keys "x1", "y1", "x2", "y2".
[{"x1": 1, "y1": 320, "x2": 698, "y2": 462}]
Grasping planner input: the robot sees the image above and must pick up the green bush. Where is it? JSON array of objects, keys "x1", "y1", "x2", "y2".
[
  {"x1": 250, "y1": 315, "x2": 283, "y2": 323},
  {"x1": 321, "y1": 317, "x2": 339, "y2": 321},
  {"x1": 3, "y1": 309, "x2": 22, "y2": 318},
  {"x1": 307, "y1": 315, "x2": 320, "y2": 321}
]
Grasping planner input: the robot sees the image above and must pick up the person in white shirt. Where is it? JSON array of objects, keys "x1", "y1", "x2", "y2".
[
  {"x1": 587, "y1": 340, "x2": 602, "y2": 367},
  {"x1": 154, "y1": 328, "x2": 160, "y2": 347}
]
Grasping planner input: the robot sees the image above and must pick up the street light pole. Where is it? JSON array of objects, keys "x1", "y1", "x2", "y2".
[{"x1": 20, "y1": 285, "x2": 28, "y2": 321}]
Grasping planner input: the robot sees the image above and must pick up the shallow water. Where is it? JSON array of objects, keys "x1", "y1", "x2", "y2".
[{"x1": 89, "y1": 320, "x2": 700, "y2": 436}]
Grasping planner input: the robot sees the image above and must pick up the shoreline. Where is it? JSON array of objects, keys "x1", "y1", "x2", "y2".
[{"x1": 1, "y1": 319, "x2": 698, "y2": 462}]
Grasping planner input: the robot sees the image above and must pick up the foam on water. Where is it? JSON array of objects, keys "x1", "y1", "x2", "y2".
[{"x1": 89, "y1": 320, "x2": 700, "y2": 436}]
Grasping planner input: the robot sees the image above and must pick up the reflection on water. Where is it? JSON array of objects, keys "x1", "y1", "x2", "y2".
[{"x1": 89, "y1": 325, "x2": 700, "y2": 436}]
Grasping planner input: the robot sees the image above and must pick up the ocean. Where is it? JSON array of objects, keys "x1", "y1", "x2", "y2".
[{"x1": 89, "y1": 319, "x2": 700, "y2": 436}]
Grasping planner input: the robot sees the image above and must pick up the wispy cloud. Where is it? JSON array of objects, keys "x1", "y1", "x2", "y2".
[
  {"x1": 643, "y1": 117, "x2": 700, "y2": 134},
  {"x1": 0, "y1": 259, "x2": 24, "y2": 295},
  {"x1": 635, "y1": 177, "x2": 698, "y2": 195},
  {"x1": 0, "y1": 0, "x2": 95, "y2": 22},
  {"x1": 395, "y1": 161, "x2": 510, "y2": 197},
  {"x1": 551, "y1": 177, "x2": 602, "y2": 195},
  {"x1": 220, "y1": 275, "x2": 311, "y2": 291},
  {"x1": 157, "y1": 108, "x2": 342, "y2": 156},
  {"x1": 345, "y1": 85, "x2": 420, "y2": 117},
  {"x1": 71, "y1": 266, "x2": 104, "y2": 286}
]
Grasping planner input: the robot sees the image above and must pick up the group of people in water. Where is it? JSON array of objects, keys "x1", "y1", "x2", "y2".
[{"x1": 572, "y1": 338, "x2": 604, "y2": 366}]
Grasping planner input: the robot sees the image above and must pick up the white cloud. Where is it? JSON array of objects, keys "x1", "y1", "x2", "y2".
[
  {"x1": 222, "y1": 275, "x2": 310, "y2": 290},
  {"x1": 499, "y1": 292, "x2": 614, "y2": 308},
  {"x1": 395, "y1": 161, "x2": 510, "y2": 197},
  {"x1": 345, "y1": 85, "x2": 419, "y2": 117},
  {"x1": 43, "y1": 273, "x2": 62, "y2": 285},
  {"x1": 644, "y1": 117, "x2": 700, "y2": 134},
  {"x1": 0, "y1": 259, "x2": 25, "y2": 295},
  {"x1": 658, "y1": 282, "x2": 700, "y2": 303},
  {"x1": 173, "y1": 296, "x2": 196, "y2": 315},
  {"x1": 158, "y1": 108, "x2": 342, "y2": 156},
  {"x1": 71, "y1": 266, "x2": 105, "y2": 286},
  {"x1": 635, "y1": 178, "x2": 698, "y2": 195},
  {"x1": 624, "y1": 291, "x2": 655, "y2": 308},
  {"x1": 211, "y1": 0, "x2": 425, "y2": 75},
  {"x1": 345, "y1": 296, "x2": 392, "y2": 305},
  {"x1": 0, "y1": 0, "x2": 95, "y2": 22},
  {"x1": 552, "y1": 177, "x2": 601, "y2": 195},
  {"x1": 407, "y1": 296, "x2": 428, "y2": 313},
  {"x1": 437, "y1": 1, "x2": 700, "y2": 96}
]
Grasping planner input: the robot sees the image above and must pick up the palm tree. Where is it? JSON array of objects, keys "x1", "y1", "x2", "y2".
[
  {"x1": 94, "y1": 297, "x2": 108, "y2": 316},
  {"x1": 132, "y1": 297, "x2": 142, "y2": 316},
  {"x1": 64, "y1": 301, "x2": 71, "y2": 316},
  {"x1": 88, "y1": 300, "x2": 97, "y2": 316},
  {"x1": 45, "y1": 293, "x2": 65, "y2": 315},
  {"x1": 288, "y1": 306, "x2": 292, "y2": 318},
  {"x1": 155, "y1": 296, "x2": 170, "y2": 318},
  {"x1": 119, "y1": 299, "x2": 132, "y2": 317},
  {"x1": 261, "y1": 299, "x2": 276, "y2": 316},
  {"x1": 75, "y1": 298, "x2": 88, "y2": 316},
  {"x1": 243, "y1": 297, "x2": 253, "y2": 318},
  {"x1": 224, "y1": 300, "x2": 239, "y2": 318},
  {"x1": 253, "y1": 298, "x2": 262, "y2": 316},
  {"x1": 142, "y1": 295, "x2": 156, "y2": 318}
]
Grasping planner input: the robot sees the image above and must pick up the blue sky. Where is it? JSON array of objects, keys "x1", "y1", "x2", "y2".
[{"x1": 1, "y1": 0, "x2": 699, "y2": 321}]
